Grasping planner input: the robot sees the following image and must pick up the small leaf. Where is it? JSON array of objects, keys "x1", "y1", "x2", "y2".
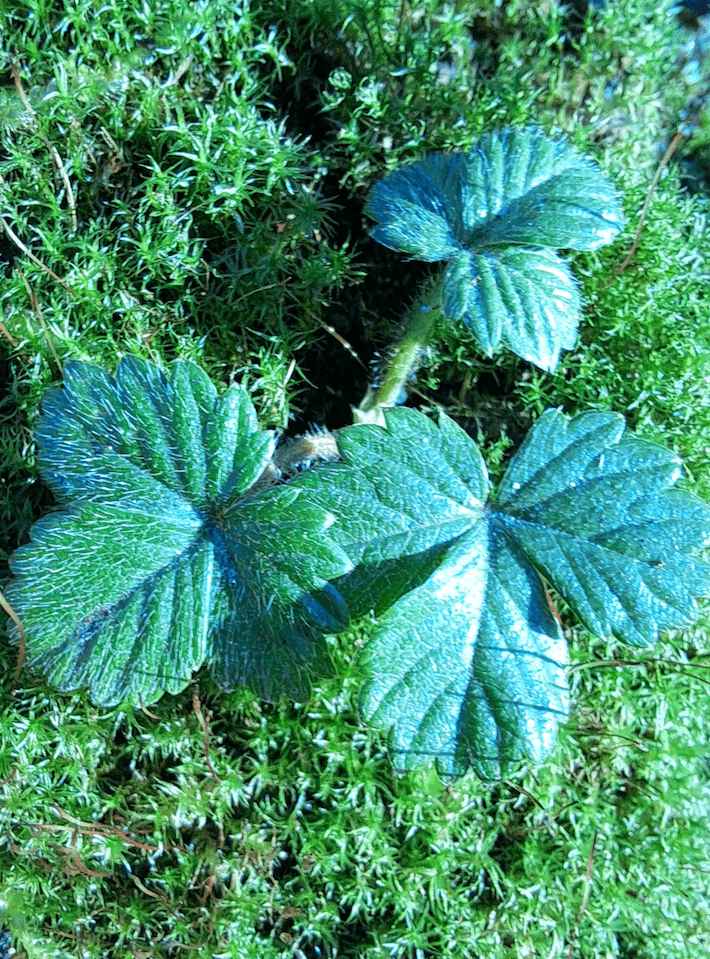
[
  {"x1": 365, "y1": 127, "x2": 624, "y2": 370},
  {"x1": 306, "y1": 407, "x2": 710, "y2": 778},
  {"x1": 443, "y1": 247, "x2": 580, "y2": 371},
  {"x1": 6, "y1": 357, "x2": 352, "y2": 706}
]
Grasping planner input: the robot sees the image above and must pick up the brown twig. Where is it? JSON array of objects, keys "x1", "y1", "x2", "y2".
[
  {"x1": 503, "y1": 779, "x2": 546, "y2": 811},
  {"x1": 0, "y1": 766, "x2": 18, "y2": 790},
  {"x1": 128, "y1": 872, "x2": 172, "y2": 906},
  {"x1": 50, "y1": 804, "x2": 190, "y2": 854},
  {"x1": 0, "y1": 589, "x2": 26, "y2": 694},
  {"x1": 16, "y1": 266, "x2": 64, "y2": 373},
  {"x1": 0, "y1": 200, "x2": 74, "y2": 293},
  {"x1": 566, "y1": 830, "x2": 599, "y2": 958},
  {"x1": 163, "y1": 54, "x2": 194, "y2": 88},
  {"x1": 57, "y1": 845, "x2": 112, "y2": 879},
  {"x1": 0, "y1": 317, "x2": 20, "y2": 348},
  {"x1": 137, "y1": 694, "x2": 161, "y2": 720},
  {"x1": 610, "y1": 130, "x2": 686, "y2": 279},
  {"x1": 230, "y1": 282, "x2": 281, "y2": 306},
  {"x1": 316, "y1": 316, "x2": 367, "y2": 367},
  {"x1": 11, "y1": 61, "x2": 78, "y2": 233},
  {"x1": 193, "y1": 687, "x2": 222, "y2": 782}
]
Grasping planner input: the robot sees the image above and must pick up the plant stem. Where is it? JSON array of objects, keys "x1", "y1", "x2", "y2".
[{"x1": 354, "y1": 274, "x2": 443, "y2": 426}]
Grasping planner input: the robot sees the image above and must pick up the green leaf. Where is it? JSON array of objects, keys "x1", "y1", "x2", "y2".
[
  {"x1": 316, "y1": 408, "x2": 710, "y2": 778},
  {"x1": 365, "y1": 127, "x2": 624, "y2": 370},
  {"x1": 360, "y1": 526, "x2": 567, "y2": 780},
  {"x1": 443, "y1": 247, "x2": 580, "y2": 370},
  {"x1": 459, "y1": 127, "x2": 625, "y2": 251},
  {"x1": 493, "y1": 409, "x2": 710, "y2": 646},
  {"x1": 6, "y1": 357, "x2": 352, "y2": 706}
]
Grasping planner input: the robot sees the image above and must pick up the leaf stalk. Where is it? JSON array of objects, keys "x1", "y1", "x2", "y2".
[{"x1": 354, "y1": 273, "x2": 443, "y2": 426}]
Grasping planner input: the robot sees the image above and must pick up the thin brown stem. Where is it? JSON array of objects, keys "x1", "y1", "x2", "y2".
[
  {"x1": 0, "y1": 589, "x2": 26, "y2": 694},
  {"x1": 17, "y1": 266, "x2": 64, "y2": 373},
  {"x1": 0, "y1": 193, "x2": 74, "y2": 293},
  {"x1": 610, "y1": 130, "x2": 686, "y2": 279},
  {"x1": 566, "y1": 830, "x2": 599, "y2": 958},
  {"x1": 12, "y1": 61, "x2": 78, "y2": 233}
]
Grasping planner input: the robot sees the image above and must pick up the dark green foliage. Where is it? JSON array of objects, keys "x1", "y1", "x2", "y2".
[
  {"x1": 6, "y1": 357, "x2": 351, "y2": 705},
  {"x1": 7, "y1": 361, "x2": 710, "y2": 783},
  {"x1": 365, "y1": 128, "x2": 624, "y2": 370}
]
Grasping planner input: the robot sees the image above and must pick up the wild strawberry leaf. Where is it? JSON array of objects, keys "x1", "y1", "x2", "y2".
[
  {"x1": 365, "y1": 126, "x2": 624, "y2": 371},
  {"x1": 314, "y1": 408, "x2": 710, "y2": 779},
  {"x1": 492, "y1": 409, "x2": 710, "y2": 646},
  {"x1": 443, "y1": 247, "x2": 580, "y2": 371},
  {"x1": 6, "y1": 357, "x2": 351, "y2": 706}
]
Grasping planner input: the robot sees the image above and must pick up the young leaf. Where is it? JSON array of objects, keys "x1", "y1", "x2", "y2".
[
  {"x1": 5, "y1": 357, "x2": 352, "y2": 706},
  {"x1": 365, "y1": 127, "x2": 625, "y2": 370},
  {"x1": 305, "y1": 408, "x2": 710, "y2": 778},
  {"x1": 443, "y1": 247, "x2": 580, "y2": 372}
]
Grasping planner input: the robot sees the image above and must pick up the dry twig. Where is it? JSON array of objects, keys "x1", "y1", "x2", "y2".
[
  {"x1": 566, "y1": 829, "x2": 599, "y2": 958},
  {"x1": 16, "y1": 265, "x2": 64, "y2": 373},
  {"x1": 610, "y1": 130, "x2": 686, "y2": 279},
  {"x1": 0, "y1": 196, "x2": 74, "y2": 293},
  {"x1": 11, "y1": 61, "x2": 78, "y2": 232},
  {"x1": 193, "y1": 687, "x2": 223, "y2": 782},
  {"x1": 0, "y1": 589, "x2": 26, "y2": 694}
]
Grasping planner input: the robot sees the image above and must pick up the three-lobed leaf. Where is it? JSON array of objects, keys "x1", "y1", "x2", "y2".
[
  {"x1": 365, "y1": 127, "x2": 625, "y2": 370},
  {"x1": 6, "y1": 357, "x2": 351, "y2": 706},
  {"x1": 301, "y1": 407, "x2": 710, "y2": 778}
]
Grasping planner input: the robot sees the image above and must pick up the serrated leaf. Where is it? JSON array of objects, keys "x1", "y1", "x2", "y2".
[
  {"x1": 493, "y1": 409, "x2": 710, "y2": 646},
  {"x1": 443, "y1": 247, "x2": 580, "y2": 370},
  {"x1": 365, "y1": 127, "x2": 624, "y2": 371},
  {"x1": 6, "y1": 357, "x2": 352, "y2": 706},
  {"x1": 310, "y1": 407, "x2": 710, "y2": 778}
]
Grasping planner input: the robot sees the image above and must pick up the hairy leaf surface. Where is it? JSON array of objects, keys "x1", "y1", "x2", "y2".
[
  {"x1": 6, "y1": 357, "x2": 351, "y2": 705},
  {"x1": 365, "y1": 127, "x2": 624, "y2": 370},
  {"x1": 318, "y1": 408, "x2": 710, "y2": 778},
  {"x1": 492, "y1": 409, "x2": 710, "y2": 646},
  {"x1": 443, "y1": 247, "x2": 580, "y2": 370}
]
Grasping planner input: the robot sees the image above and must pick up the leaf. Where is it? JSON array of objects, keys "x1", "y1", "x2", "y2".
[
  {"x1": 443, "y1": 247, "x2": 580, "y2": 370},
  {"x1": 365, "y1": 127, "x2": 624, "y2": 370},
  {"x1": 6, "y1": 357, "x2": 352, "y2": 706},
  {"x1": 360, "y1": 526, "x2": 568, "y2": 780},
  {"x1": 492, "y1": 409, "x2": 710, "y2": 646},
  {"x1": 311, "y1": 407, "x2": 710, "y2": 778}
]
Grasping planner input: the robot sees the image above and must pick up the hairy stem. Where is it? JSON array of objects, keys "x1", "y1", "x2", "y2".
[{"x1": 354, "y1": 274, "x2": 443, "y2": 426}]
